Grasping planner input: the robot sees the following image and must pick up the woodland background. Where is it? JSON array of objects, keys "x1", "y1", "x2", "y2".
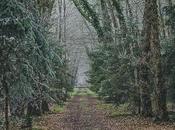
[{"x1": 1, "y1": 0, "x2": 175, "y2": 129}]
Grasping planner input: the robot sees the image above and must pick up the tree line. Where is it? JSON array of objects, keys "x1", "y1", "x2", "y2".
[
  {"x1": 1, "y1": 0, "x2": 175, "y2": 129},
  {"x1": 0, "y1": 0, "x2": 74, "y2": 129},
  {"x1": 72, "y1": 0, "x2": 175, "y2": 121}
]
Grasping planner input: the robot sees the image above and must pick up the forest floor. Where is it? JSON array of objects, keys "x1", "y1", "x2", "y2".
[{"x1": 33, "y1": 88, "x2": 175, "y2": 130}]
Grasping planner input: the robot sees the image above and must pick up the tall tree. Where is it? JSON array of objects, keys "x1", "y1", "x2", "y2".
[{"x1": 140, "y1": 0, "x2": 168, "y2": 119}]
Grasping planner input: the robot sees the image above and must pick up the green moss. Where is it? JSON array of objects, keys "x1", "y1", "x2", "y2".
[
  {"x1": 71, "y1": 88, "x2": 80, "y2": 96},
  {"x1": 51, "y1": 104, "x2": 65, "y2": 113}
]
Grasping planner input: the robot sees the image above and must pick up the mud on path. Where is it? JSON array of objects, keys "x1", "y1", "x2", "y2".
[{"x1": 35, "y1": 89, "x2": 175, "y2": 130}]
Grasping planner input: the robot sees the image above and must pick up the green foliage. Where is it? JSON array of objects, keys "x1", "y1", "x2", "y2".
[
  {"x1": 0, "y1": 0, "x2": 73, "y2": 128},
  {"x1": 71, "y1": 88, "x2": 96, "y2": 97},
  {"x1": 87, "y1": 42, "x2": 132, "y2": 105}
]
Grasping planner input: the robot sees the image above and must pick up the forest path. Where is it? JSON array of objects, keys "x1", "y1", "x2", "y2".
[
  {"x1": 34, "y1": 88, "x2": 175, "y2": 130},
  {"x1": 57, "y1": 95, "x2": 111, "y2": 130},
  {"x1": 35, "y1": 94, "x2": 113, "y2": 130}
]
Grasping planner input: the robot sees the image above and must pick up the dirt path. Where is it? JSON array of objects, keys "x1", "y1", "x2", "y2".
[
  {"x1": 35, "y1": 91, "x2": 175, "y2": 130},
  {"x1": 35, "y1": 95, "x2": 112, "y2": 130},
  {"x1": 60, "y1": 95, "x2": 111, "y2": 130}
]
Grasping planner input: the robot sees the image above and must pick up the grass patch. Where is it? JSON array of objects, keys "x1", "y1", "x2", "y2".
[
  {"x1": 97, "y1": 102, "x2": 132, "y2": 118},
  {"x1": 71, "y1": 88, "x2": 80, "y2": 96},
  {"x1": 86, "y1": 88, "x2": 97, "y2": 97},
  {"x1": 109, "y1": 103, "x2": 132, "y2": 118},
  {"x1": 71, "y1": 88, "x2": 97, "y2": 97},
  {"x1": 51, "y1": 104, "x2": 65, "y2": 113}
]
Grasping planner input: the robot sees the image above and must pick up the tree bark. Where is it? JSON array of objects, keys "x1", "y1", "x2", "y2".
[
  {"x1": 42, "y1": 100, "x2": 49, "y2": 113},
  {"x1": 63, "y1": 0, "x2": 66, "y2": 43},
  {"x1": 27, "y1": 102, "x2": 42, "y2": 116},
  {"x1": 138, "y1": 63, "x2": 152, "y2": 117},
  {"x1": 158, "y1": 0, "x2": 166, "y2": 38},
  {"x1": 3, "y1": 75, "x2": 9, "y2": 130},
  {"x1": 140, "y1": 0, "x2": 168, "y2": 120},
  {"x1": 148, "y1": 0, "x2": 168, "y2": 120},
  {"x1": 58, "y1": 0, "x2": 63, "y2": 43},
  {"x1": 101, "y1": 0, "x2": 113, "y2": 43},
  {"x1": 138, "y1": 0, "x2": 153, "y2": 117},
  {"x1": 106, "y1": 0, "x2": 118, "y2": 43},
  {"x1": 110, "y1": 0, "x2": 127, "y2": 37}
]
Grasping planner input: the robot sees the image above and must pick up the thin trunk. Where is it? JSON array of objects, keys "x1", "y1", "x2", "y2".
[
  {"x1": 101, "y1": 0, "x2": 113, "y2": 43},
  {"x1": 126, "y1": 0, "x2": 134, "y2": 32},
  {"x1": 63, "y1": 0, "x2": 66, "y2": 43},
  {"x1": 158, "y1": 0, "x2": 166, "y2": 38},
  {"x1": 126, "y1": 0, "x2": 140, "y2": 114},
  {"x1": 3, "y1": 76, "x2": 9, "y2": 130},
  {"x1": 2, "y1": 42, "x2": 9, "y2": 130},
  {"x1": 135, "y1": 6, "x2": 141, "y2": 113},
  {"x1": 106, "y1": 0, "x2": 118, "y2": 43},
  {"x1": 111, "y1": 0, "x2": 127, "y2": 37},
  {"x1": 58, "y1": 0, "x2": 63, "y2": 43},
  {"x1": 167, "y1": 0, "x2": 173, "y2": 37}
]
